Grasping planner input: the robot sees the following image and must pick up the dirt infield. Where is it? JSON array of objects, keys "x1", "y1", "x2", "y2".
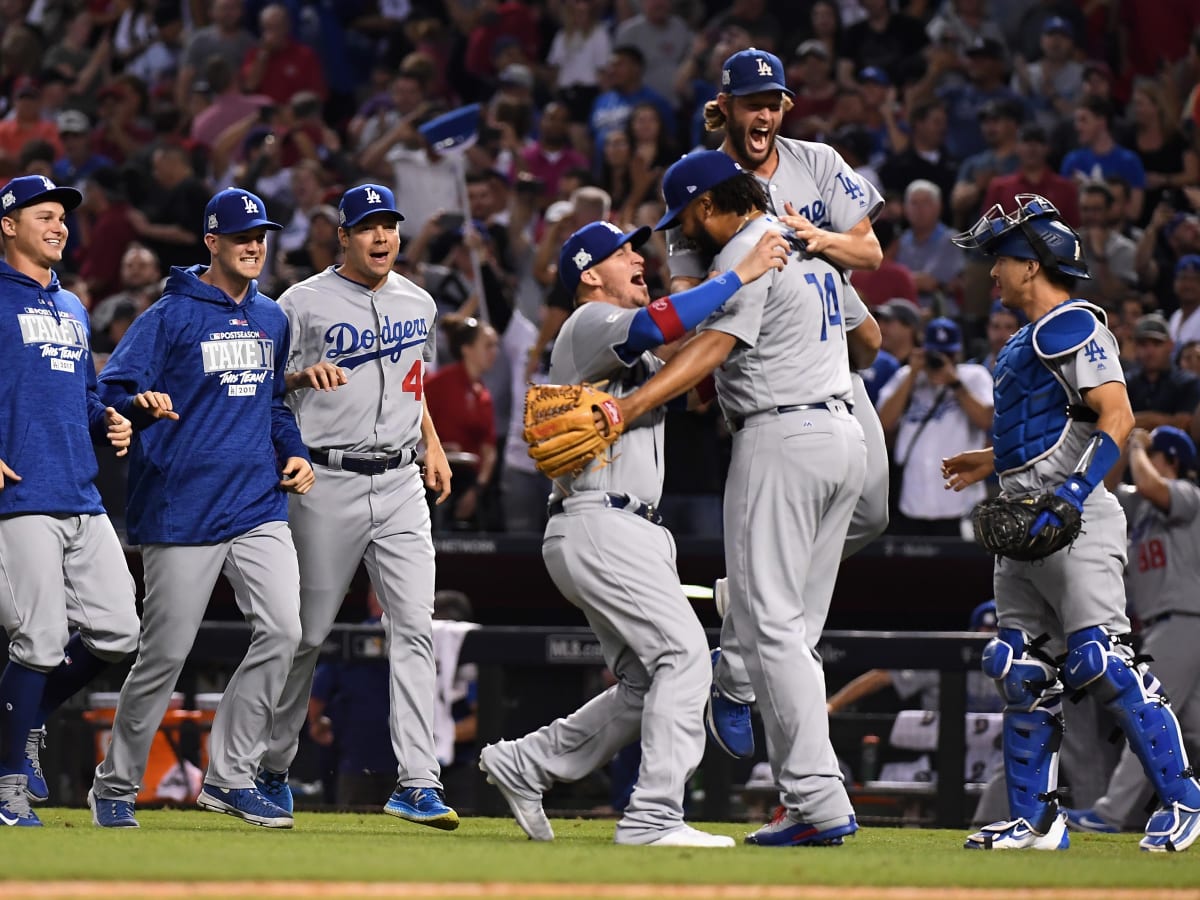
[{"x1": 12, "y1": 884, "x2": 1200, "y2": 900}]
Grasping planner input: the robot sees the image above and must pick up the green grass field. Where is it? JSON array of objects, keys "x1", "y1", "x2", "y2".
[{"x1": 3, "y1": 810, "x2": 1196, "y2": 894}]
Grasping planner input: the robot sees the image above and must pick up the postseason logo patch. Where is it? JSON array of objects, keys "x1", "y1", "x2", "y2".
[
  {"x1": 200, "y1": 331, "x2": 274, "y2": 397},
  {"x1": 18, "y1": 309, "x2": 88, "y2": 374}
]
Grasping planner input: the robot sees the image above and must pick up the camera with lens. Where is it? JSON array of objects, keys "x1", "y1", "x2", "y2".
[{"x1": 926, "y1": 351, "x2": 947, "y2": 371}]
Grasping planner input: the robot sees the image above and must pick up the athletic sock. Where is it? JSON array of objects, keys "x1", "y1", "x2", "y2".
[
  {"x1": 35, "y1": 633, "x2": 108, "y2": 728},
  {"x1": 0, "y1": 662, "x2": 49, "y2": 774}
]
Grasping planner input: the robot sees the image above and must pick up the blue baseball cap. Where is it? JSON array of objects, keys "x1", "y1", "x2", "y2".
[
  {"x1": 558, "y1": 221, "x2": 651, "y2": 293},
  {"x1": 925, "y1": 316, "x2": 962, "y2": 354},
  {"x1": 204, "y1": 188, "x2": 281, "y2": 235},
  {"x1": 0, "y1": 174, "x2": 82, "y2": 215},
  {"x1": 338, "y1": 183, "x2": 404, "y2": 228},
  {"x1": 968, "y1": 600, "x2": 997, "y2": 631},
  {"x1": 1150, "y1": 426, "x2": 1198, "y2": 473},
  {"x1": 858, "y1": 66, "x2": 890, "y2": 86},
  {"x1": 1175, "y1": 254, "x2": 1200, "y2": 276},
  {"x1": 721, "y1": 48, "x2": 794, "y2": 98},
  {"x1": 654, "y1": 150, "x2": 744, "y2": 231},
  {"x1": 1041, "y1": 16, "x2": 1074, "y2": 38}
]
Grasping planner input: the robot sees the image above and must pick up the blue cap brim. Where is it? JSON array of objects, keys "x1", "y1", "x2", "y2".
[
  {"x1": 13, "y1": 186, "x2": 83, "y2": 213},
  {"x1": 342, "y1": 209, "x2": 405, "y2": 228},
  {"x1": 215, "y1": 218, "x2": 283, "y2": 234},
  {"x1": 727, "y1": 83, "x2": 795, "y2": 98}
]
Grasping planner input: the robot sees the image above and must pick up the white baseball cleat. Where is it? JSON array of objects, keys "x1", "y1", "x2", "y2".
[
  {"x1": 637, "y1": 825, "x2": 735, "y2": 848},
  {"x1": 964, "y1": 813, "x2": 1069, "y2": 850},
  {"x1": 479, "y1": 743, "x2": 554, "y2": 842}
]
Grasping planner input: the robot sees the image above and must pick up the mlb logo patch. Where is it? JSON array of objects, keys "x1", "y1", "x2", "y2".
[{"x1": 1, "y1": 192, "x2": 14, "y2": 210}]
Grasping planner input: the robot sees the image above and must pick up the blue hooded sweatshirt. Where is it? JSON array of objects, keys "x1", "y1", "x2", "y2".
[
  {"x1": 98, "y1": 265, "x2": 309, "y2": 545},
  {"x1": 0, "y1": 259, "x2": 108, "y2": 516}
]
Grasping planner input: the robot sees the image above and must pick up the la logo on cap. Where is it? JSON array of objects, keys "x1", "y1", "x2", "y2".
[
  {"x1": 39, "y1": 176, "x2": 54, "y2": 191},
  {"x1": 242, "y1": 194, "x2": 259, "y2": 214},
  {"x1": 601, "y1": 222, "x2": 622, "y2": 236},
  {"x1": 756, "y1": 58, "x2": 773, "y2": 77},
  {"x1": 365, "y1": 187, "x2": 382, "y2": 205},
  {"x1": 573, "y1": 249, "x2": 592, "y2": 270}
]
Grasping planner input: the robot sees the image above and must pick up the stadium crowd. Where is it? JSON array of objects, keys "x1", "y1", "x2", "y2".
[{"x1": 5, "y1": 0, "x2": 1200, "y2": 536}]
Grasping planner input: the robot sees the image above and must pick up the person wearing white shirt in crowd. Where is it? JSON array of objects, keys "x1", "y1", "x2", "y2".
[{"x1": 878, "y1": 317, "x2": 994, "y2": 535}]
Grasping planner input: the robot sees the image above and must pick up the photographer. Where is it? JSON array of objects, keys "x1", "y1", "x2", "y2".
[{"x1": 878, "y1": 318, "x2": 994, "y2": 535}]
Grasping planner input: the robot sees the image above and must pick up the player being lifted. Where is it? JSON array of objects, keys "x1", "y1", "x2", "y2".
[{"x1": 943, "y1": 194, "x2": 1200, "y2": 852}]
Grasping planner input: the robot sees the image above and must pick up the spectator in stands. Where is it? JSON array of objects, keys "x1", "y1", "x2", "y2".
[
  {"x1": 854, "y1": 66, "x2": 903, "y2": 162},
  {"x1": 53, "y1": 111, "x2": 111, "y2": 191},
  {"x1": 1138, "y1": 209, "x2": 1200, "y2": 310},
  {"x1": 1010, "y1": 15, "x2": 1082, "y2": 128},
  {"x1": 0, "y1": 78, "x2": 62, "y2": 165},
  {"x1": 1103, "y1": 177, "x2": 1144, "y2": 243},
  {"x1": 129, "y1": 143, "x2": 207, "y2": 270},
  {"x1": 1061, "y1": 96, "x2": 1146, "y2": 224},
  {"x1": 598, "y1": 129, "x2": 660, "y2": 227},
  {"x1": 125, "y1": 5, "x2": 185, "y2": 91},
  {"x1": 1126, "y1": 314, "x2": 1200, "y2": 433},
  {"x1": 175, "y1": 0, "x2": 255, "y2": 109},
  {"x1": 613, "y1": 0, "x2": 693, "y2": 109},
  {"x1": 88, "y1": 243, "x2": 162, "y2": 353},
  {"x1": 589, "y1": 46, "x2": 673, "y2": 159},
  {"x1": 1179, "y1": 340, "x2": 1200, "y2": 377},
  {"x1": 897, "y1": 180, "x2": 964, "y2": 315},
  {"x1": 275, "y1": 160, "x2": 327, "y2": 255},
  {"x1": 360, "y1": 110, "x2": 461, "y2": 241},
  {"x1": 839, "y1": 0, "x2": 928, "y2": 86},
  {"x1": 861, "y1": 297, "x2": 922, "y2": 405},
  {"x1": 277, "y1": 204, "x2": 339, "y2": 285},
  {"x1": 797, "y1": 0, "x2": 845, "y2": 61},
  {"x1": 464, "y1": 0, "x2": 540, "y2": 85},
  {"x1": 982, "y1": 122, "x2": 1079, "y2": 224},
  {"x1": 971, "y1": 301, "x2": 1024, "y2": 374},
  {"x1": 44, "y1": 11, "x2": 107, "y2": 97},
  {"x1": 879, "y1": 97, "x2": 957, "y2": 211},
  {"x1": 782, "y1": 40, "x2": 838, "y2": 142},
  {"x1": 1075, "y1": 182, "x2": 1139, "y2": 307},
  {"x1": 547, "y1": 0, "x2": 613, "y2": 143},
  {"x1": 190, "y1": 56, "x2": 271, "y2": 151},
  {"x1": 18, "y1": 140, "x2": 56, "y2": 179},
  {"x1": 1011, "y1": 1, "x2": 1086, "y2": 63},
  {"x1": 950, "y1": 98, "x2": 1021, "y2": 229},
  {"x1": 91, "y1": 76, "x2": 154, "y2": 165},
  {"x1": 352, "y1": 69, "x2": 427, "y2": 154},
  {"x1": 241, "y1": 3, "x2": 327, "y2": 106},
  {"x1": 1128, "y1": 78, "x2": 1200, "y2": 229},
  {"x1": 878, "y1": 317, "x2": 993, "y2": 535},
  {"x1": 519, "y1": 101, "x2": 588, "y2": 203},
  {"x1": 925, "y1": 0, "x2": 1006, "y2": 50},
  {"x1": 424, "y1": 316, "x2": 500, "y2": 531},
  {"x1": 76, "y1": 167, "x2": 138, "y2": 302},
  {"x1": 850, "y1": 220, "x2": 918, "y2": 307},
  {"x1": 1170, "y1": 256, "x2": 1200, "y2": 347}
]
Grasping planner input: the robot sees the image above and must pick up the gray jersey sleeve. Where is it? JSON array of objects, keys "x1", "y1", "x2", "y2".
[
  {"x1": 665, "y1": 228, "x2": 709, "y2": 282},
  {"x1": 1167, "y1": 479, "x2": 1200, "y2": 525},
  {"x1": 279, "y1": 289, "x2": 304, "y2": 375},
  {"x1": 843, "y1": 280, "x2": 869, "y2": 331},
  {"x1": 1060, "y1": 324, "x2": 1125, "y2": 394},
  {"x1": 551, "y1": 302, "x2": 641, "y2": 383}
]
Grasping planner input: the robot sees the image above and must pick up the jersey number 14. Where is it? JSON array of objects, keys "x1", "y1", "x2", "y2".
[{"x1": 804, "y1": 272, "x2": 842, "y2": 341}]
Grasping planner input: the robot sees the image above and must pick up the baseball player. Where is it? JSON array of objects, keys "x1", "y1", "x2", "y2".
[
  {"x1": 481, "y1": 218, "x2": 790, "y2": 847},
  {"x1": 1064, "y1": 426, "x2": 1200, "y2": 834},
  {"x1": 603, "y1": 151, "x2": 868, "y2": 846},
  {"x1": 256, "y1": 184, "x2": 458, "y2": 830},
  {"x1": 666, "y1": 48, "x2": 888, "y2": 763},
  {"x1": 0, "y1": 175, "x2": 139, "y2": 827},
  {"x1": 942, "y1": 194, "x2": 1200, "y2": 851},
  {"x1": 89, "y1": 188, "x2": 313, "y2": 830}
]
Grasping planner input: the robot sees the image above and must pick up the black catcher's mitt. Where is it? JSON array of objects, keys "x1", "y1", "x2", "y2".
[{"x1": 972, "y1": 494, "x2": 1083, "y2": 561}]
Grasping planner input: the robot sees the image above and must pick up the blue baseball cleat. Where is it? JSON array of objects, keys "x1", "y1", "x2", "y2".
[
  {"x1": 24, "y1": 727, "x2": 48, "y2": 803},
  {"x1": 88, "y1": 788, "x2": 139, "y2": 828},
  {"x1": 197, "y1": 784, "x2": 293, "y2": 828},
  {"x1": 964, "y1": 814, "x2": 1069, "y2": 850},
  {"x1": 255, "y1": 769, "x2": 293, "y2": 815},
  {"x1": 1140, "y1": 802, "x2": 1200, "y2": 852},
  {"x1": 705, "y1": 648, "x2": 754, "y2": 759},
  {"x1": 1063, "y1": 807, "x2": 1119, "y2": 834},
  {"x1": 745, "y1": 807, "x2": 857, "y2": 846},
  {"x1": 0, "y1": 775, "x2": 41, "y2": 827},
  {"x1": 384, "y1": 785, "x2": 460, "y2": 830}
]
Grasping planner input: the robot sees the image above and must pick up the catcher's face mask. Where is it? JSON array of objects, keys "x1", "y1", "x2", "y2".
[{"x1": 952, "y1": 193, "x2": 1089, "y2": 279}]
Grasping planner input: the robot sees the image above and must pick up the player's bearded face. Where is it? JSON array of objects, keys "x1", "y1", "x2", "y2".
[
  {"x1": 3, "y1": 202, "x2": 68, "y2": 267},
  {"x1": 680, "y1": 199, "x2": 726, "y2": 260},
  {"x1": 215, "y1": 229, "x2": 269, "y2": 281},
  {"x1": 343, "y1": 214, "x2": 400, "y2": 284},
  {"x1": 725, "y1": 93, "x2": 784, "y2": 168}
]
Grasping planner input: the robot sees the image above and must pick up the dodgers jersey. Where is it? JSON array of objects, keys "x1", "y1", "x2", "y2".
[
  {"x1": 668, "y1": 137, "x2": 883, "y2": 280},
  {"x1": 1117, "y1": 480, "x2": 1200, "y2": 621},
  {"x1": 996, "y1": 321, "x2": 1125, "y2": 499},
  {"x1": 279, "y1": 267, "x2": 437, "y2": 453},
  {"x1": 699, "y1": 216, "x2": 854, "y2": 418},
  {"x1": 548, "y1": 301, "x2": 665, "y2": 506}
]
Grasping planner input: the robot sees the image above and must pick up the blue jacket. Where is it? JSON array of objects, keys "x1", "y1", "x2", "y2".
[
  {"x1": 0, "y1": 260, "x2": 108, "y2": 516},
  {"x1": 98, "y1": 265, "x2": 309, "y2": 545}
]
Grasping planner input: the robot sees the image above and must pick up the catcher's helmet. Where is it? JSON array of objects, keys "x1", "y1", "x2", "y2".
[{"x1": 951, "y1": 193, "x2": 1090, "y2": 279}]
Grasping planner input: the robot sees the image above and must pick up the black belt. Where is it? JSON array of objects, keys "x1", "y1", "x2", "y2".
[
  {"x1": 307, "y1": 447, "x2": 416, "y2": 476},
  {"x1": 547, "y1": 492, "x2": 662, "y2": 525},
  {"x1": 728, "y1": 401, "x2": 852, "y2": 434},
  {"x1": 1142, "y1": 611, "x2": 1200, "y2": 629}
]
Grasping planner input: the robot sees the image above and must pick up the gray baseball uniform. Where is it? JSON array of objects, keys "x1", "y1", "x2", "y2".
[
  {"x1": 262, "y1": 267, "x2": 444, "y2": 792},
  {"x1": 480, "y1": 300, "x2": 711, "y2": 844},
  {"x1": 703, "y1": 216, "x2": 867, "y2": 826},
  {"x1": 1092, "y1": 480, "x2": 1200, "y2": 827}
]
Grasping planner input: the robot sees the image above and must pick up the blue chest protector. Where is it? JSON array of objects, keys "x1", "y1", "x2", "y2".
[{"x1": 992, "y1": 301, "x2": 1105, "y2": 475}]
